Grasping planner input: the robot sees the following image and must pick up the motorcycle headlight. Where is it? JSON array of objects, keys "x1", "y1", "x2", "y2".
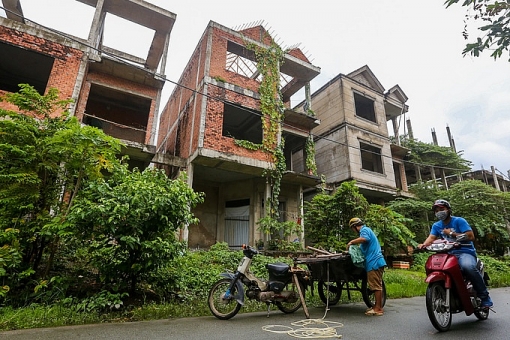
[{"x1": 428, "y1": 243, "x2": 451, "y2": 251}]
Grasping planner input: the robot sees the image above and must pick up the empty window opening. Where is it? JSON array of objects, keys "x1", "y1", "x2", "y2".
[
  {"x1": 84, "y1": 84, "x2": 151, "y2": 143},
  {"x1": 225, "y1": 199, "x2": 250, "y2": 248},
  {"x1": 354, "y1": 92, "x2": 376, "y2": 122},
  {"x1": 222, "y1": 103, "x2": 262, "y2": 144},
  {"x1": 283, "y1": 132, "x2": 307, "y2": 172},
  {"x1": 360, "y1": 142, "x2": 383, "y2": 174},
  {"x1": 225, "y1": 41, "x2": 291, "y2": 88},
  {"x1": 103, "y1": 13, "x2": 154, "y2": 60},
  {"x1": 393, "y1": 162, "x2": 403, "y2": 190},
  {"x1": 226, "y1": 41, "x2": 260, "y2": 80},
  {"x1": 0, "y1": 42, "x2": 54, "y2": 94}
]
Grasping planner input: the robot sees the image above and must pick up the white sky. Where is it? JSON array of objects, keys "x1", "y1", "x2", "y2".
[{"x1": 5, "y1": 0, "x2": 510, "y2": 178}]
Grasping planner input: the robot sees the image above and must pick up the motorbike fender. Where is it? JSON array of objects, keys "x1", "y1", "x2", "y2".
[
  {"x1": 220, "y1": 272, "x2": 245, "y2": 305},
  {"x1": 425, "y1": 271, "x2": 451, "y2": 288}
]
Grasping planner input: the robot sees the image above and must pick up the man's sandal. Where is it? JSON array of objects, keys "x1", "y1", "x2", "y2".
[{"x1": 365, "y1": 309, "x2": 384, "y2": 316}]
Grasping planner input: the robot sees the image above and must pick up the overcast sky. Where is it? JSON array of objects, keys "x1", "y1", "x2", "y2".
[{"x1": 5, "y1": 0, "x2": 510, "y2": 177}]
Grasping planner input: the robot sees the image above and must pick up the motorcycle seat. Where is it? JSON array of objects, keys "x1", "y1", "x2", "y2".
[{"x1": 266, "y1": 262, "x2": 290, "y2": 275}]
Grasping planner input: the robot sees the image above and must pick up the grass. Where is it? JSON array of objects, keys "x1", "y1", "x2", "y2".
[{"x1": 1, "y1": 266, "x2": 509, "y2": 332}]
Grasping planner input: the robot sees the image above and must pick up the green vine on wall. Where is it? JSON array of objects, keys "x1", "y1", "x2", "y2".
[
  {"x1": 305, "y1": 134, "x2": 317, "y2": 175},
  {"x1": 244, "y1": 38, "x2": 286, "y2": 222},
  {"x1": 234, "y1": 139, "x2": 262, "y2": 151}
]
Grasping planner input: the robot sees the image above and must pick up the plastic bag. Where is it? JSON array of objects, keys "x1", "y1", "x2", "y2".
[{"x1": 349, "y1": 245, "x2": 365, "y2": 268}]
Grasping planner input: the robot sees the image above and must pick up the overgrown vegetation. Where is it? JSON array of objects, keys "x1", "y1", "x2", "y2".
[
  {"x1": 0, "y1": 85, "x2": 203, "y2": 307},
  {"x1": 304, "y1": 181, "x2": 416, "y2": 256},
  {"x1": 1, "y1": 243, "x2": 509, "y2": 331}
]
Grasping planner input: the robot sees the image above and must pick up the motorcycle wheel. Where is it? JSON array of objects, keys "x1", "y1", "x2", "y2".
[
  {"x1": 276, "y1": 280, "x2": 305, "y2": 314},
  {"x1": 474, "y1": 307, "x2": 490, "y2": 320},
  {"x1": 361, "y1": 278, "x2": 386, "y2": 308},
  {"x1": 208, "y1": 278, "x2": 242, "y2": 320},
  {"x1": 317, "y1": 280, "x2": 342, "y2": 305},
  {"x1": 426, "y1": 282, "x2": 452, "y2": 332}
]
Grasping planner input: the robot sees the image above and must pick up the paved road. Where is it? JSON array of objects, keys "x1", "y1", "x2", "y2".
[{"x1": 2, "y1": 287, "x2": 509, "y2": 340}]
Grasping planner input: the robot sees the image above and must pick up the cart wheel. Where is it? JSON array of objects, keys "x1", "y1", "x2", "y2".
[
  {"x1": 361, "y1": 278, "x2": 386, "y2": 309},
  {"x1": 317, "y1": 280, "x2": 342, "y2": 305}
]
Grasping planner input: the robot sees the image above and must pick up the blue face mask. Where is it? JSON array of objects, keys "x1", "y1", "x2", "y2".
[{"x1": 435, "y1": 210, "x2": 448, "y2": 221}]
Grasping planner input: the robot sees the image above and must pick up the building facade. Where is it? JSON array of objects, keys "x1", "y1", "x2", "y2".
[
  {"x1": 297, "y1": 65, "x2": 413, "y2": 203},
  {"x1": 0, "y1": 0, "x2": 176, "y2": 169},
  {"x1": 156, "y1": 22, "x2": 321, "y2": 248}
]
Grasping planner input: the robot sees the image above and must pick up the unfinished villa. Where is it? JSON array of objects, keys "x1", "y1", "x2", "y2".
[
  {"x1": 156, "y1": 22, "x2": 321, "y2": 248},
  {"x1": 295, "y1": 65, "x2": 413, "y2": 203},
  {"x1": 0, "y1": 0, "x2": 176, "y2": 169}
]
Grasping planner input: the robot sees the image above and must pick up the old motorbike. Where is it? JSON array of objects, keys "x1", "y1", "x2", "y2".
[
  {"x1": 208, "y1": 244, "x2": 310, "y2": 320},
  {"x1": 422, "y1": 236, "x2": 491, "y2": 332}
]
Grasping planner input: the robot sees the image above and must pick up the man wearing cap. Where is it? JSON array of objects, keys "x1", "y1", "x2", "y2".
[{"x1": 347, "y1": 217, "x2": 386, "y2": 316}]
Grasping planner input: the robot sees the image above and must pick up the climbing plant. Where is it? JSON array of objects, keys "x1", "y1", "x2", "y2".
[
  {"x1": 305, "y1": 134, "x2": 317, "y2": 175},
  {"x1": 244, "y1": 39, "x2": 286, "y2": 222}
]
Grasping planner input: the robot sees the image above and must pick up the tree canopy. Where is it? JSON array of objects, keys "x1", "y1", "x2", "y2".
[
  {"x1": 0, "y1": 84, "x2": 204, "y2": 301},
  {"x1": 446, "y1": 0, "x2": 510, "y2": 61}
]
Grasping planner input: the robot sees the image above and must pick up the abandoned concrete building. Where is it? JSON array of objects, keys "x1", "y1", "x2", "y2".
[
  {"x1": 297, "y1": 66, "x2": 510, "y2": 202},
  {"x1": 295, "y1": 65, "x2": 413, "y2": 204},
  {"x1": 0, "y1": 0, "x2": 176, "y2": 169},
  {"x1": 156, "y1": 21, "x2": 321, "y2": 248}
]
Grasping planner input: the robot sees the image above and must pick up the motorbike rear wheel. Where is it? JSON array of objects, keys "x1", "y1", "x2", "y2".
[
  {"x1": 361, "y1": 278, "x2": 386, "y2": 309},
  {"x1": 276, "y1": 280, "x2": 305, "y2": 314},
  {"x1": 208, "y1": 278, "x2": 242, "y2": 320},
  {"x1": 317, "y1": 280, "x2": 342, "y2": 305},
  {"x1": 426, "y1": 282, "x2": 452, "y2": 332}
]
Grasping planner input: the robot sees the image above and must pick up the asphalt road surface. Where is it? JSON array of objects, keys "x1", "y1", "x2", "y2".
[{"x1": 1, "y1": 287, "x2": 509, "y2": 340}]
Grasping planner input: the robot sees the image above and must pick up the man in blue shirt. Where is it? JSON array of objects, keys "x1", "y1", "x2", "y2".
[
  {"x1": 419, "y1": 199, "x2": 493, "y2": 308},
  {"x1": 347, "y1": 217, "x2": 386, "y2": 316}
]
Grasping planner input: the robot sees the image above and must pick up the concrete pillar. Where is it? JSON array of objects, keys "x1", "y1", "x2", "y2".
[
  {"x1": 305, "y1": 82, "x2": 312, "y2": 113},
  {"x1": 430, "y1": 166, "x2": 437, "y2": 186},
  {"x1": 399, "y1": 162, "x2": 408, "y2": 191},
  {"x1": 406, "y1": 119, "x2": 414, "y2": 139},
  {"x1": 446, "y1": 125, "x2": 456, "y2": 152},
  {"x1": 441, "y1": 169, "x2": 448, "y2": 190},
  {"x1": 180, "y1": 162, "x2": 194, "y2": 244},
  {"x1": 415, "y1": 164, "x2": 422, "y2": 182},
  {"x1": 431, "y1": 128, "x2": 438, "y2": 145},
  {"x1": 491, "y1": 166, "x2": 501, "y2": 191},
  {"x1": 392, "y1": 117, "x2": 400, "y2": 145},
  {"x1": 87, "y1": 0, "x2": 106, "y2": 53}
]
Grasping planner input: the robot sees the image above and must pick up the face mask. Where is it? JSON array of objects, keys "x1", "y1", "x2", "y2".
[{"x1": 435, "y1": 210, "x2": 448, "y2": 221}]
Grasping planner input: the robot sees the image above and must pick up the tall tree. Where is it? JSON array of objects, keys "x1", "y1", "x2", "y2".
[
  {"x1": 446, "y1": 0, "x2": 510, "y2": 60},
  {"x1": 304, "y1": 181, "x2": 369, "y2": 252},
  {"x1": 0, "y1": 84, "x2": 122, "y2": 291}
]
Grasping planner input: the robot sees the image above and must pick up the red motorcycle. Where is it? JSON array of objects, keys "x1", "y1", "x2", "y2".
[{"x1": 422, "y1": 236, "x2": 491, "y2": 332}]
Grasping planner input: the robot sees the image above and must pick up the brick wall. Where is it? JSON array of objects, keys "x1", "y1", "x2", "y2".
[{"x1": 0, "y1": 26, "x2": 83, "y2": 115}]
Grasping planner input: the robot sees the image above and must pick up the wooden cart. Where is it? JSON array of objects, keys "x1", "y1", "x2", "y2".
[{"x1": 296, "y1": 247, "x2": 386, "y2": 308}]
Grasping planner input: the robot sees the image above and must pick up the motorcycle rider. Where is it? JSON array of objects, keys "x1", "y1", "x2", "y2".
[
  {"x1": 419, "y1": 199, "x2": 493, "y2": 308},
  {"x1": 347, "y1": 217, "x2": 387, "y2": 316}
]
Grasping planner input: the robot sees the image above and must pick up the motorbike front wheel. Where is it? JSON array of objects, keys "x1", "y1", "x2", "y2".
[
  {"x1": 208, "y1": 278, "x2": 243, "y2": 320},
  {"x1": 426, "y1": 282, "x2": 452, "y2": 332},
  {"x1": 276, "y1": 280, "x2": 305, "y2": 314}
]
